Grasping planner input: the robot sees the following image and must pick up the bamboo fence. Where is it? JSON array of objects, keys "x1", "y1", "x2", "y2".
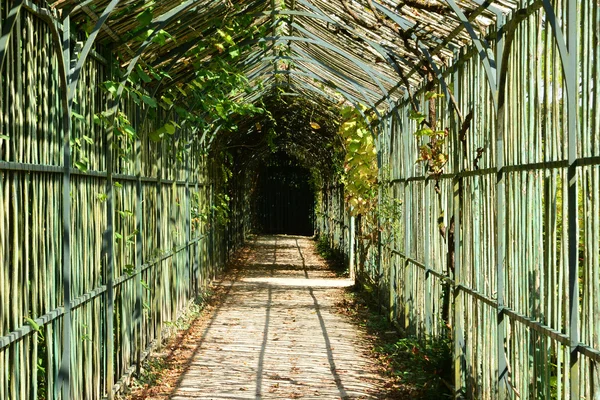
[
  {"x1": 0, "y1": 5, "x2": 237, "y2": 400},
  {"x1": 1, "y1": 0, "x2": 600, "y2": 398},
  {"x1": 319, "y1": 0, "x2": 600, "y2": 398}
]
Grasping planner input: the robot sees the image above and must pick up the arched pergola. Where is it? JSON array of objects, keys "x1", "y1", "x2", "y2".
[{"x1": 0, "y1": 0, "x2": 598, "y2": 398}]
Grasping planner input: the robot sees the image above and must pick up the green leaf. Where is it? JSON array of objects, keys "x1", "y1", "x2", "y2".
[
  {"x1": 123, "y1": 124, "x2": 136, "y2": 138},
  {"x1": 214, "y1": 42, "x2": 225, "y2": 53},
  {"x1": 425, "y1": 91, "x2": 444, "y2": 100},
  {"x1": 409, "y1": 110, "x2": 425, "y2": 124},
  {"x1": 103, "y1": 81, "x2": 118, "y2": 95},
  {"x1": 151, "y1": 30, "x2": 172, "y2": 45},
  {"x1": 348, "y1": 142, "x2": 361, "y2": 152},
  {"x1": 149, "y1": 68, "x2": 162, "y2": 80},
  {"x1": 217, "y1": 29, "x2": 235, "y2": 46},
  {"x1": 214, "y1": 104, "x2": 226, "y2": 119},
  {"x1": 137, "y1": 65, "x2": 152, "y2": 83},
  {"x1": 130, "y1": 91, "x2": 140, "y2": 105},
  {"x1": 74, "y1": 160, "x2": 88, "y2": 172},
  {"x1": 149, "y1": 126, "x2": 166, "y2": 142},
  {"x1": 415, "y1": 128, "x2": 433, "y2": 137},
  {"x1": 140, "y1": 29, "x2": 153, "y2": 41},
  {"x1": 161, "y1": 96, "x2": 173, "y2": 106},
  {"x1": 123, "y1": 264, "x2": 136, "y2": 276},
  {"x1": 101, "y1": 109, "x2": 115, "y2": 118},
  {"x1": 37, "y1": 358, "x2": 46, "y2": 373},
  {"x1": 0, "y1": 134, "x2": 9, "y2": 141},
  {"x1": 72, "y1": 111, "x2": 85, "y2": 121},
  {"x1": 127, "y1": 71, "x2": 139, "y2": 85},
  {"x1": 158, "y1": 70, "x2": 172, "y2": 80},
  {"x1": 136, "y1": 9, "x2": 153, "y2": 28},
  {"x1": 141, "y1": 94, "x2": 157, "y2": 108},
  {"x1": 116, "y1": 209, "x2": 134, "y2": 218},
  {"x1": 164, "y1": 123, "x2": 176, "y2": 135},
  {"x1": 25, "y1": 317, "x2": 42, "y2": 335},
  {"x1": 228, "y1": 48, "x2": 240, "y2": 59}
]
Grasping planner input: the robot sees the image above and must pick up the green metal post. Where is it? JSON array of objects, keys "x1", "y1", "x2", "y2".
[
  {"x1": 105, "y1": 63, "x2": 115, "y2": 400},
  {"x1": 452, "y1": 58, "x2": 465, "y2": 396},
  {"x1": 495, "y1": 13, "x2": 509, "y2": 398},
  {"x1": 155, "y1": 143, "x2": 163, "y2": 344},
  {"x1": 59, "y1": 15, "x2": 72, "y2": 400},
  {"x1": 134, "y1": 113, "x2": 143, "y2": 376},
  {"x1": 565, "y1": 0, "x2": 580, "y2": 396},
  {"x1": 185, "y1": 139, "x2": 191, "y2": 299},
  {"x1": 349, "y1": 212, "x2": 355, "y2": 281}
]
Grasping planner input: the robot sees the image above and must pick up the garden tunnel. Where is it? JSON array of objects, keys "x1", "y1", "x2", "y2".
[{"x1": 1, "y1": 0, "x2": 600, "y2": 399}]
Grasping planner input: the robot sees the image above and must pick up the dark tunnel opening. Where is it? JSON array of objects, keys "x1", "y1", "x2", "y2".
[
  {"x1": 254, "y1": 157, "x2": 316, "y2": 236},
  {"x1": 219, "y1": 94, "x2": 344, "y2": 240}
]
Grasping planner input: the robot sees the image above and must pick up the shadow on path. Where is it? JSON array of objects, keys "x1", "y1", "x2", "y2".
[{"x1": 153, "y1": 235, "x2": 383, "y2": 399}]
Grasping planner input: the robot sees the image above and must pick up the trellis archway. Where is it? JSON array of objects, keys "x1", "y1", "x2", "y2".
[{"x1": 1, "y1": 0, "x2": 599, "y2": 398}]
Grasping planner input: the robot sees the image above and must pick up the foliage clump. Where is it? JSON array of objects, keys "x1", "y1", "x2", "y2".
[
  {"x1": 337, "y1": 284, "x2": 453, "y2": 399},
  {"x1": 338, "y1": 106, "x2": 379, "y2": 216},
  {"x1": 409, "y1": 101, "x2": 448, "y2": 176},
  {"x1": 315, "y1": 235, "x2": 348, "y2": 277},
  {"x1": 89, "y1": 8, "x2": 268, "y2": 170}
]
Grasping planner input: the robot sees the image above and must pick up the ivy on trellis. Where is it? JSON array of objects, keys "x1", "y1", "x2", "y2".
[
  {"x1": 410, "y1": 91, "x2": 448, "y2": 177},
  {"x1": 88, "y1": 8, "x2": 268, "y2": 169},
  {"x1": 338, "y1": 106, "x2": 379, "y2": 217}
]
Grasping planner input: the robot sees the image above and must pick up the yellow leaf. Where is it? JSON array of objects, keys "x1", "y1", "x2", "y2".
[{"x1": 310, "y1": 122, "x2": 321, "y2": 129}]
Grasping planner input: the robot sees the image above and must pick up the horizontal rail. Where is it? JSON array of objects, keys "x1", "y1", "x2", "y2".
[
  {"x1": 387, "y1": 155, "x2": 600, "y2": 184},
  {"x1": 0, "y1": 233, "x2": 209, "y2": 351},
  {"x1": 501, "y1": 307, "x2": 570, "y2": 346},
  {"x1": 578, "y1": 344, "x2": 600, "y2": 362},
  {"x1": 387, "y1": 247, "x2": 600, "y2": 363},
  {"x1": 0, "y1": 161, "x2": 212, "y2": 186},
  {"x1": 455, "y1": 284, "x2": 497, "y2": 308}
]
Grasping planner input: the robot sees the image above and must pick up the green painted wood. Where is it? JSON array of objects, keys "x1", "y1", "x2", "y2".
[
  {"x1": 317, "y1": 2, "x2": 600, "y2": 397},
  {"x1": 0, "y1": 7, "x2": 233, "y2": 400},
  {"x1": 1, "y1": 0, "x2": 600, "y2": 399}
]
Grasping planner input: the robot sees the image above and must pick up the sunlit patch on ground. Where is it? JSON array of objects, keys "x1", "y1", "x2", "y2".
[{"x1": 128, "y1": 235, "x2": 396, "y2": 399}]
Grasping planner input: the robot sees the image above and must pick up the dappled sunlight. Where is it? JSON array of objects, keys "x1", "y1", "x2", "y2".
[
  {"x1": 165, "y1": 236, "x2": 384, "y2": 399},
  {"x1": 237, "y1": 277, "x2": 354, "y2": 288}
]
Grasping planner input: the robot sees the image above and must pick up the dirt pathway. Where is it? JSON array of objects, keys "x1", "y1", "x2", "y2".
[{"x1": 133, "y1": 235, "x2": 387, "y2": 399}]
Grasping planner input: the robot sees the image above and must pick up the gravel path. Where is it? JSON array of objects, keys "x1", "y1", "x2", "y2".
[{"x1": 134, "y1": 235, "x2": 386, "y2": 400}]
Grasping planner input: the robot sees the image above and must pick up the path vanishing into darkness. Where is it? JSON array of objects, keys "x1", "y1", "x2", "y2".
[{"x1": 135, "y1": 235, "x2": 387, "y2": 399}]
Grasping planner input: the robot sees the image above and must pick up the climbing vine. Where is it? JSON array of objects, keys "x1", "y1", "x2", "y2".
[
  {"x1": 83, "y1": 6, "x2": 271, "y2": 244},
  {"x1": 338, "y1": 106, "x2": 379, "y2": 217},
  {"x1": 409, "y1": 91, "x2": 448, "y2": 177},
  {"x1": 89, "y1": 7, "x2": 268, "y2": 170},
  {"x1": 335, "y1": 105, "x2": 383, "y2": 278}
]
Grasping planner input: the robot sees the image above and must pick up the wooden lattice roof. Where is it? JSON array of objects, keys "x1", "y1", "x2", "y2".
[{"x1": 45, "y1": 0, "x2": 519, "y2": 111}]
